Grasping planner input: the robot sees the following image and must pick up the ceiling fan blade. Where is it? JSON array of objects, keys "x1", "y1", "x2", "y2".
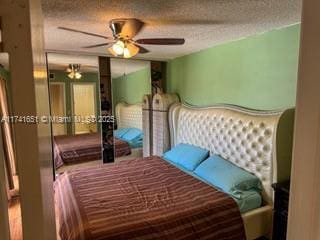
[
  {"x1": 58, "y1": 27, "x2": 109, "y2": 39},
  {"x1": 135, "y1": 38, "x2": 185, "y2": 45},
  {"x1": 82, "y1": 43, "x2": 113, "y2": 49},
  {"x1": 135, "y1": 44, "x2": 149, "y2": 54}
]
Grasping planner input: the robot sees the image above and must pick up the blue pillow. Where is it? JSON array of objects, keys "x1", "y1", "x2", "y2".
[
  {"x1": 194, "y1": 155, "x2": 262, "y2": 197},
  {"x1": 163, "y1": 143, "x2": 209, "y2": 171},
  {"x1": 114, "y1": 128, "x2": 130, "y2": 139},
  {"x1": 121, "y1": 128, "x2": 143, "y2": 142},
  {"x1": 128, "y1": 138, "x2": 143, "y2": 148}
]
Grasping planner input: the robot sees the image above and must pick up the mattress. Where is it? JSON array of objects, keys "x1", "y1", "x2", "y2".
[
  {"x1": 54, "y1": 133, "x2": 102, "y2": 168},
  {"x1": 55, "y1": 156, "x2": 245, "y2": 240}
]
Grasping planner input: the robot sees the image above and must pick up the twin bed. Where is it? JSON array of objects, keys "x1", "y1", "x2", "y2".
[{"x1": 54, "y1": 103, "x2": 294, "y2": 240}]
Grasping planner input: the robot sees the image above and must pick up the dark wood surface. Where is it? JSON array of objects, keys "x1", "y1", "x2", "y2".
[
  {"x1": 151, "y1": 61, "x2": 166, "y2": 96},
  {"x1": 98, "y1": 56, "x2": 114, "y2": 163},
  {"x1": 272, "y1": 180, "x2": 290, "y2": 240}
]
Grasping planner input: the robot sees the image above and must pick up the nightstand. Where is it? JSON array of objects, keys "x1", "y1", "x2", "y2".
[{"x1": 272, "y1": 181, "x2": 290, "y2": 240}]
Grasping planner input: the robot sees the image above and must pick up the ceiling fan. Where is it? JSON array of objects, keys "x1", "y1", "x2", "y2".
[
  {"x1": 58, "y1": 18, "x2": 185, "y2": 58},
  {"x1": 66, "y1": 64, "x2": 82, "y2": 79}
]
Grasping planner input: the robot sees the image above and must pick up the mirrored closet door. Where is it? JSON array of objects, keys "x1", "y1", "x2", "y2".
[
  {"x1": 47, "y1": 53, "x2": 103, "y2": 174},
  {"x1": 111, "y1": 59, "x2": 151, "y2": 162}
]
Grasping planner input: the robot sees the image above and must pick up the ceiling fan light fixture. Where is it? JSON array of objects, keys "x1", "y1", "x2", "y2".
[
  {"x1": 123, "y1": 48, "x2": 131, "y2": 58},
  {"x1": 108, "y1": 47, "x2": 117, "y2": 56},
  {"x1": 67, "y1": 64, "x2": 82, "y2": 79},
  {"x1": 112, "y1": 40, "x2": 125, "y2": 55},
  {"x1": 123, "y1": 43, "x2": 139, "y2": 58},
  {"x1": 75, "y1": 72, "x2": 82, "y2": 79},
  {"x1": 108, "y1": 40, "x2": 138, "y2": 59},
  {"x1": 68, "y1": 72, "x2": 75, "y2": 79}
]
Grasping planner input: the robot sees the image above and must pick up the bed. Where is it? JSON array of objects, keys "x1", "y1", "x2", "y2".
[
  {"x1": 114, "y1": 102, "x2": 143, "y2": 161},
  {"x1": 55, "y1": 103, "x2": 294, "y2": 240},
  {"x1": 54, "y1": 133, "x2": 102, "y2": 169}
]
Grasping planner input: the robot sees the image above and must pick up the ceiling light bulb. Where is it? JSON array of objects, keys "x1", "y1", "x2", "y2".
[
  {"x1": 68, "y1": 72, "x2": 75, "y2": 79},
  {"x1": 123, "y1": 43, "x2": 139, "y2": 58},
  {"x1": 123, "y1": 48, "x2": 131, "y2": 58},
  {"x1": 112, "y1": 40, "x2": 125, "y2": 55},
  {"x1": 75, "y1": 72, "x2": 82, "y2": 79}
]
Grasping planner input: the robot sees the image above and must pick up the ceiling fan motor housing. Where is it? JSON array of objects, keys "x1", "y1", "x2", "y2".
[
  {"x1": 109, "y1": 18, "x2": 144, "y2": 39},
  {"x1": 109, "y1": 20, "x2": 126, "y2": 38}
]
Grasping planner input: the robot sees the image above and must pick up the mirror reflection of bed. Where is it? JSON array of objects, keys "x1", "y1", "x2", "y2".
[
  {"x1": 47, "y1": 53, "x2": 103, "y2": 174},
  {"x1": 111, "y1": 59, "x2": 151, "y2": 162}
]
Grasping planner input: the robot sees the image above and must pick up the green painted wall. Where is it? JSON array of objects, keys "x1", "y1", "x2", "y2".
[
  {"x1": 112, "y1": 67, "x2": 151, "y2": 109},
  {"x1": 167, "y1": 24, "x2": 300, "y2": 110},
  {"x1": 49, "y1": 70, "x2": 101, "y2": 135},
  {"x1": 0, "y1": 66, "x2": 14, "y2": 114}
]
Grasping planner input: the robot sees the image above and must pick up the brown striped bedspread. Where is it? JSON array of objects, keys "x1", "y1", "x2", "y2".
[
  {"x1": 54, "y1": 133, "x2": 102, "y2": 169},
  {"x1": 114, "y1": 137, "x2": 131, "y2": 157},
  {"x1": 55, "y1": 156, "x2": 245, "y2": 240}
]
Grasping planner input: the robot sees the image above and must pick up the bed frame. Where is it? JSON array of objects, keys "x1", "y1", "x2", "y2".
[{"x1": 168, "y1": 103, "x2": 294, "y2": 239}]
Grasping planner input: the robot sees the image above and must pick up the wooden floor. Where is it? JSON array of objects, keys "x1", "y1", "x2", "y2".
[
  {"x1": 8, "y1": 176, "x2": 22, "y2": 240},
  {"x1": 8, "y1": 195, "x2": 63, "y2": 240},
  {"x1": 8, "y1": 197, "x2": 22, "y2": 240}
]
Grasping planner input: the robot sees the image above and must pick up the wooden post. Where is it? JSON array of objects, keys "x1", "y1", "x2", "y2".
[
  {"x1": 98, "y1": 56, "x2": 114, "y2": 163},
  {"x1": 0, "y1": 0, "x2": 56, "y2": 239},
  {"x1": 0, "y1": 126, "x2": 10, "y2": 240},
  {"x1": 287, "y1": 0, "x2": 320, "y2": 239}
]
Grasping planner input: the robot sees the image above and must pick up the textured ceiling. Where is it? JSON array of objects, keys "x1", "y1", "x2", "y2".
[
  {"x1": 42, "y1": 0, "x2": 302, "y2": 60},
  {"x1": 111, "y1": 59, "x2": 150, "y2": 78},
  {"x1": 47, "y1": 53, "x2": 149, "y2": 78}
]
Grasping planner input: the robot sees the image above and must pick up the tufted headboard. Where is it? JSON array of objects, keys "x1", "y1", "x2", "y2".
[
  {"x1": 115, "y1": 102, "x2": 142, "y2": 130},
  {"x1": 169, "y1": 103, "x2": 294, "y2": 204}
]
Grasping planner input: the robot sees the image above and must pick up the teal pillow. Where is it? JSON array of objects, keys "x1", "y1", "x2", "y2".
[
  {"x1": 114, "y1": 128, "x2": 130, "y2": 139},
  {"x1": 194, "y1": 155, "x2": 262, "y2": 197},
  {"x1": 121, "y1": 128, "x2": 143, "y2": 142},
  {"x1": 233, "y1": 190, "x2": 262, "y2": 213},
  {"x1": 128, "y1": 138, "x2": 143, "y2": 148},
  {"x1": 163, "y1": 143, "x2": 209, "y2": 171}
]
